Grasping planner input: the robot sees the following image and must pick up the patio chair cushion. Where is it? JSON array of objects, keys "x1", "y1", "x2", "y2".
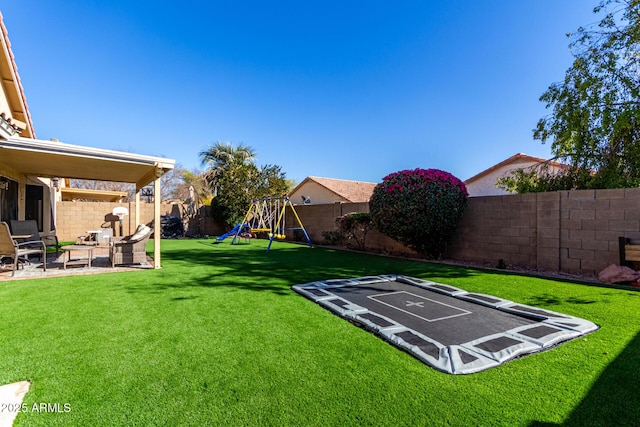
[{"x1": 129, "y1": 225, "x2": 151, "y2": 242}]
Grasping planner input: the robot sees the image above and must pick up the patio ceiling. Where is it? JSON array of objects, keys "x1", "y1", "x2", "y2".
[{"x1": 0, "y1": 136, "x2": 175, "y2": 187}]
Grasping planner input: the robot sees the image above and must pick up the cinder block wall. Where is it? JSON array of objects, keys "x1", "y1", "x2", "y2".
[
  {"x1": 284, "y1": 188, "x2": 640, "y2": 277},
  {"x1": 185, "y1": 205, "x2": 224, "y2": 237},
  {"x1": 446, "y1": 188, "x2": 640, "y2": 275},
  {"x1": 57, "y1": 202, "x2": 223, "y2": 242},
  {"x1": 57, "y1": 188, "x2": 640, "y2": 276},
  {"x1": 56, "y1": 201, "x2": 176, "y2": 241},
  {"x1": 557, "y1": 188, "x2": 638, "y2": 274},
  {"x1": 286, "y1": 202, "x2": 368, "y2": 242},
  {"x1": 446, "y1": 193, "x2": 539, "y2": 269},
  {"x1": 286, "y1": 202, "x2": 419, "y2": 255}
]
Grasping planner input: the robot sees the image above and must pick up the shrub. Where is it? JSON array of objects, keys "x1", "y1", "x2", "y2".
[
  {"x1": 336, "y1": 212, "x2": 374, "y2": 251},
  {"x1": 369, "y1": 168, "x2": 468, "y2": 258},
  {"x1": 321, "y1": 230, "x2": 345, "y2": 246}
]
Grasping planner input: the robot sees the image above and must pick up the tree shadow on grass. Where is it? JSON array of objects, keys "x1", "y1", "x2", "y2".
[
  {"x1": 529, "y1": 331, "x2": 640, "y2": 426},
  {"x1": 526, "y1": 294, "x2": 598, "y2": 306},
  {"x1": 123, "y1": 240, "x2": 480, "y2": 296}
]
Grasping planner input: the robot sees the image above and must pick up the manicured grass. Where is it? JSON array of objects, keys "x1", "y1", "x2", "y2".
[{"x1": 1, "y1": 239, "x2": 638, "y2": 426}]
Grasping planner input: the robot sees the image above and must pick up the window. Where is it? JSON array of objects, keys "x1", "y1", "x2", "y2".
[{"x1": 0, "y1": 176, "x2": 18, "y2": 223}]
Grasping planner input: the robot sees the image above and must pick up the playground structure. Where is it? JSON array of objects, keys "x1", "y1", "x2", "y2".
[{"x1": 218, "y1": 197, "x2": 312, "y2": 252}]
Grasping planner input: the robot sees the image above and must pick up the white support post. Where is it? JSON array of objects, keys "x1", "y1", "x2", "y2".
[
  {"x1": 153, "y1": 168, "x2": 161, "y2": 269},
  {"x1": 135, "y1": 187, "x2": 141, "y2": 229}
]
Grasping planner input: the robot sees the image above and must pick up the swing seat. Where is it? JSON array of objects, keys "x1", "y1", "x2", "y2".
[{"x1": 251, "y1": 228, "x2": 271, "y2": 233}]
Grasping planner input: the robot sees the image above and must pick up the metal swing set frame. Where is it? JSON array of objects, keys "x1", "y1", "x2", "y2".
[{"x1": 231, "y1": 197, "x2": 313, "y2": 252}]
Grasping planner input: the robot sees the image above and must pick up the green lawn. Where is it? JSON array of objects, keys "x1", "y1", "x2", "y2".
[{"x1": 1, "y1": 239, "x2": 638, "y2": 426}]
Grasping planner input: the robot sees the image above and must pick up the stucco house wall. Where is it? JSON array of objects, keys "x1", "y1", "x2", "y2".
[
  {"x1": 465, "y1": 153, "x2": 568, "y2": 197},
  {"x1": 289, "y1": 181, "x2": 349, "y2": 205},
  {"x1": 289, "y1": 176, "x2": 378, "y2": 205},
  {"x1": 465, "y1": 158, "x2": 541, "y2": 197},
  {"x1": 0, "y1": 92, "x2": 10, "y2": 118}
]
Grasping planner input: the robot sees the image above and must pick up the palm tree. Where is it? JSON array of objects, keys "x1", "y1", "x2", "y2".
[{"x1": 199, "y1": 142, "x2": 256, "y2": 196}]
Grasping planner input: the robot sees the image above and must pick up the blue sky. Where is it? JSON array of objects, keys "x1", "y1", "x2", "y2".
[{"x1": 2, "y1": 1, "x2": 600, "y2": 184}]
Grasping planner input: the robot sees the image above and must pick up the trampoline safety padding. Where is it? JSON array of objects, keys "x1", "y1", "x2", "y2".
[{"x1": 292, "y1": 275, "x2": 598, "y2": 374}]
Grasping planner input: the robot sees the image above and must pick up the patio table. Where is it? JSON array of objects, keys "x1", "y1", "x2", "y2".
[{"x1": 60, "y1": 245, "x2": 95, "y2": 270}]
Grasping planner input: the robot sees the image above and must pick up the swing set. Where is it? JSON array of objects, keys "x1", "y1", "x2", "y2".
[{"x1": 231, "y1": 197, "x2": 312, "y2": 252}]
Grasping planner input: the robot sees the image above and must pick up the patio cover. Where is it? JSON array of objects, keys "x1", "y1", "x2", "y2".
[{"x1": 0, "y1": 135, "x2": 175, "y2": 268}]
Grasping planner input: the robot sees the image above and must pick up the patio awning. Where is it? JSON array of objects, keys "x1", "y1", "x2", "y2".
[
  {"x1": 0, "y1": 135, "x2": 175, "y2": 269},
  {"x1": 0, "y1": 136, "x2": 174, "y2": 188}
]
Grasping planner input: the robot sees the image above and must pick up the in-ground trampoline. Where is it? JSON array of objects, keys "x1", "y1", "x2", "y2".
[{"x1": 292, "y1": 275, "x2": 598, "y2": 374}]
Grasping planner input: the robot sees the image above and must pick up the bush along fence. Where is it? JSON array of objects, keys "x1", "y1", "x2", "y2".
[{"x1": 369, "y1": 168, "x2": 468, "y2": 259}]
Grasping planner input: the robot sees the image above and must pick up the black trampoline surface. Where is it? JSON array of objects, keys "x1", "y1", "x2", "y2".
[{"x1": 292, "y1": 275, "x2": 599, "y2": 374}]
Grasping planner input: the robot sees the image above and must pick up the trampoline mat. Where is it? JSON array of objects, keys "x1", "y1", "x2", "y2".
[{"x1": 292, "y1": 275, "x2": 598, "y2": 374}]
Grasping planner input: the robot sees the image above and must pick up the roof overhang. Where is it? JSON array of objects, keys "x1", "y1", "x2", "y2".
[
  {"x1": 0, "y1": 13, "x2": 35, "y2": 138},
  {"x1": 0, "y1": 136, "x2": 175, "y2": 188}
]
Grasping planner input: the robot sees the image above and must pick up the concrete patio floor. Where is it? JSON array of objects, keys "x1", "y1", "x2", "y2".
[{"x1": 0, "y1": 247, "x2": 153, "y2": 280}]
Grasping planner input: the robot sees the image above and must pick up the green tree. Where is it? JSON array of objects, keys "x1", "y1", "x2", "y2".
[
  {"x1": 199, "y1": 142, "x2": 256, "y2": 196},
  {"x1": 504, "y1": 0, "x2": 640, "y2": 193},
  {"x1": 178, "y1": 168, "x2": 211, "y2": 205},
  {"x1": 496, "y1": 162, "x2": 583, "y2": 194},
  {"x1": 201, "y1": 142, "x2": 289, "y2": 227},
  {"x1": 253, "y1": 164, "x2": 290, "y2": 200},
  {"x1": 210, "y1": 162, "x2": 260, "y2": 227}
]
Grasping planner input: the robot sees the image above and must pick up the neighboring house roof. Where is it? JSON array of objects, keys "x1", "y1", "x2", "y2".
[
  {"x1": 290, "y1": 176, "x2": 377, "y2": 203},
  {"x1": 0, "y1": 12, "x2": 34, "y2": 138}
]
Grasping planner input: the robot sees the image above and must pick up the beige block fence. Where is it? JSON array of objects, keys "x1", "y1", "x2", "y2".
[
  {"x1": 55, "y1": 201, "x2": 221, "y2": 242},
  {"x1": 56, "y1": 188, "x2": 640, "y2": 277},
  {"x1": 285, "y1": 188, "x2": 640, "y2": 277}
]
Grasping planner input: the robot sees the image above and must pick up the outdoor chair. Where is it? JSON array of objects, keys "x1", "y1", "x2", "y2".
[
  {"x1": 109, "y1": 224, "x2": 152, "y2": 267},
  {"x1": 0, "y1": 221, "x2": 47, "y2": 277},
  {"x1": 9, "y1": 219, "x2": 61, "y2": 253}
]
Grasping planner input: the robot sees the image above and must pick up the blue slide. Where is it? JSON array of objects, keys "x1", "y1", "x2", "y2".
[{"x1": 216, "y1": 223, "x2": 242, "y2": 241}]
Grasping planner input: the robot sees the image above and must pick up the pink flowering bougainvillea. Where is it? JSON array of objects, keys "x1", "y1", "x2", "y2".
[{"x1": 369, "y1": 168, "x2": 468, "y2": 258}]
